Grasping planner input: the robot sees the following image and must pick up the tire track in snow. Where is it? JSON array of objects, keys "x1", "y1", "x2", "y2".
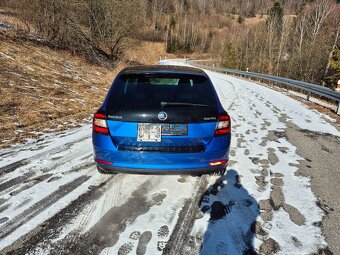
[
  {"x1": 0, "y1": 161, "x2": 95, "y2": 221},
  {"x1": 97, "y1": 173, "x2": 124, "y2": 222},
  {"x1": 70, "y1": 173, "x2": 124, "y2": 240},
  {"x1": 2, "y1": 175, "x2": 114, "y2": 255},
  {"x1": 0, "y1": 131, "x2": 91, "y2": 172},
  {"x1": 8, "y1": 173, "x2": 53, "y2": 197},
  {"x1": 0, "y1": 136, "x2": 92, "y2": 185},
  {"x1": 0, "y1": 159, "x2": 29, "y2": 176},
  {"x1": 0, "y1": 172, "x2": 35, "y2": 193},
  {"x1": 44, "y1": 178, "x2": 157, "y2": 255},
  {"x1": 0, "y1": 175, "x2": 90, "y2": 240},
  {"x1": 163, "y1": 70, "x2": 237, "y2": 254},
  {"x1": 0, "y1": 125, "x2": 96, "y2": 252},
  {"x1": 163, "y1": 175, "x2": 209, "y2": 255}
]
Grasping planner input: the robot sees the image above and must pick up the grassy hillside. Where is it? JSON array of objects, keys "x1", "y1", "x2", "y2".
[
  {"x1": 0, "y1": 4, "x2": 215, "y2": 148},
  {"x1": 0, "y1": 32, "x2": 121, "y2": 147},
  {"x1": 0, "y1": 34, "x2": 186, "y2": 148}
]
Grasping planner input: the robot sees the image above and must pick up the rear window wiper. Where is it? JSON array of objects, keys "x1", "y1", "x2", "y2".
[{"x1": 161, "y1": 102, "x2": 209, "y2": 107}]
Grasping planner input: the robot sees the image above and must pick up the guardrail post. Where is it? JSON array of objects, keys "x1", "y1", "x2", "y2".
[
  {"x1": 337, "y1": 102, "x2": 340, "y2": 115},
  {"x1": 286, "y1": 84, "x2": 290, "y2": 93},
  {"x1": 307, "y1": 91, "x2": 311, "y2": 101}
]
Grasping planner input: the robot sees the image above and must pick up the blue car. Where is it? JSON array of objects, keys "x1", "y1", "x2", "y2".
[{"x1": 92, "y1": 65, "x2": 231, "y2": 175}]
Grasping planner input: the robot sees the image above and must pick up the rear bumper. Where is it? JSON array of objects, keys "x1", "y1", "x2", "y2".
[
  {"x1": 96, "y1": 163, "x2": 227, "y2": 175},
  {"x1": 93, "y1": 131, "x2": 231, "y2": 174},
  {"x1": 93, "y1": 134, "x2": 230, "y2": 164}
]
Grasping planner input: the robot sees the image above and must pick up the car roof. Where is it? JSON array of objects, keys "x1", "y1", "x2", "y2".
[{"x1": 120, "y1": 65, "x2": 207, "y2": 77}]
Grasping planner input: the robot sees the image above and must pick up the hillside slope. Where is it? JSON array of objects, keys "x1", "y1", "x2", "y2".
[
  {"x1": 0, "y1": 23, "x2": 200, "y2": 149},
  {"x1": 0, "y1": 32, "x2": 124, "y2": 148}
]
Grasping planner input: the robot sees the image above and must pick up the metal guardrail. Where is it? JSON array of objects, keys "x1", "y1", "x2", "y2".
[{"x1": 189, "y1": 61, "x2": 340, "y2": 115}]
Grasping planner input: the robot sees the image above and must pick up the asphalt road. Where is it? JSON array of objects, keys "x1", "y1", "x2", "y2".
[{"x1": 0, "y1": 66, "x2": 339, "y2": 255}]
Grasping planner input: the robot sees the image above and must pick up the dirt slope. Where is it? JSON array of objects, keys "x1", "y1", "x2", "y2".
[{"x1": 0, "y1": 32, "x2": 126, "y2": 148}]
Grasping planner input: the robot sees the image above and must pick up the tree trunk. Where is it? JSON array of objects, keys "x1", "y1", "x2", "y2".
[{"x1": 323, "y1": 26, "x2": 339, "y2": 79}]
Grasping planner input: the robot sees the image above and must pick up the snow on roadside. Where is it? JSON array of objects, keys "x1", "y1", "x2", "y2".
[
  {"x1": 161, "y1": 59, "x2": 340, "y2": 136},
  {"x1": 203, "y1": 70, "x2": 330, "y2": 254},
  {"x1": 0, "y1": 124, "x2": 98, "y2": 250},
  {"x1": 161, "y1": 60, "x2": 332, "y2": 254},
  {"x1": 0, "y1": 172, "x2": 101, "y2": 251},
  {"x1": 0, "y1": 125, "x2": 92, "y2": 168},
  {"x1": 215, "y1": 71, "x2": 340, "y2": 136}
]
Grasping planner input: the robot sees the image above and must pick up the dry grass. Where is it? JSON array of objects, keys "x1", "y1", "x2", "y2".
[
  {"x1": 0, "y1": 32, "x2": 189, "y2": 148},
  {"x1": 124, "y1": 40, "x2": 211, "y2": 64},
  {"x1": 241, "y1": 14, "x2": 296, "y2": 26},
  {"x1": 0, "y1": 8, "x2": 27, "y2": 31},
  {"x1": 0, "y1": 31, "x2": 126, "y2": 148},
  {"x1": 244, "y1": 14, "x2": 268, "y2": 26},
  {"x1": 125, "y1": 41, "x2": 176, "y2": 65},
  {"x1": 0, "y1": 7, "x2": 215, "y2": 148}
]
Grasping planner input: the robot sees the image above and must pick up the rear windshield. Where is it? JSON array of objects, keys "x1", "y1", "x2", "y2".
[{"x1": 107, "y1": 74, "x2": 217, "y2": 111}]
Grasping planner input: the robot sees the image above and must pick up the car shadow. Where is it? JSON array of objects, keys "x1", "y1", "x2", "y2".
[{"x1": 198, "y1": 169, "x2": 259, "y2": 255}]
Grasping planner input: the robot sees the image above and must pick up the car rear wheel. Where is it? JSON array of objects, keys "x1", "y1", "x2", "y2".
[
  {"x1": 97, "y1": 165, "x2": 117, "y2": 175},
  {"x1": 213, "y1": 168, "x2": 226, "y2": 176},
  {"x1": 191, "y1": 168, "x2": 226, "y2": 177}
]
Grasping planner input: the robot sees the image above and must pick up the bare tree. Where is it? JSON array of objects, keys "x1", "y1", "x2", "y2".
[
  {"x1": 309, "y1": 0, "x2": 334, "y2": 44},
  {"x1": 276, "y1": 19, "x2": 292, "y2": 75},
  {"x1": 14, "y1": 0, "x2": 142, "y2": 61},
  {"x1": 323, "y1": 6, "x2": 340, "y2": 78}
]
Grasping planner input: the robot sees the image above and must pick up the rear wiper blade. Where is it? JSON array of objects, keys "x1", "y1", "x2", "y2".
[{"x1": 161, "y1": 102, "x2": 209, "y2": 107}]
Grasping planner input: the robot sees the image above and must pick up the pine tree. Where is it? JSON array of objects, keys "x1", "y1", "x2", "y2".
[
  {"x1": 249, "y1": 2, "x2": 256, "y2": 17},
  {"x1": 267, "y1": 1, "x2": 284, "y2": 35},
  {"x1": 222, "y1": 42, "x2": 237, "y2": 69},
  {"x1": 330, "y1": 48, "x2": 340, "y2": 70},
  {"x1": 237, "y1": 15, "x2": 245, "y2": 24}
]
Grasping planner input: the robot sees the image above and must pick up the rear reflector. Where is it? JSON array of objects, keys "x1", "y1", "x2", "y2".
[
  {"x1": 209, "y1": 159, "x2": 228, "y2": 166},
  {"x1": 214, "y1": 129, "x2": 229, "y2": 136},
  {"x1": 95, "y1": 158, "x2": 112, "y2": 165},
  {"x1": 214, "y1": 114, "x2": 231, "y2": 136},
  {"x1": 93, "y1": 112, "x2": 109, "y2": 135}
]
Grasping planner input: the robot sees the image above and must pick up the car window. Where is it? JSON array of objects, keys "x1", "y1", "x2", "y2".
[
  {"x1": 149, "y1": 78, "x2": 179, "y2": 85},
  {"x1": 107, "y1": 74, "x2": 216, "y2": 112}
]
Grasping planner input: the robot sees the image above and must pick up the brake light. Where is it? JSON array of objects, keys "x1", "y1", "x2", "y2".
[
  {"x1": 214, "y1": 114, "x2": 231, "y2": 136},
  {"x1": 93, "y1": 112, "x2": 109, "y2": 135},
  {"x1": 209, "y1": 160, "x2": 228, "y2": 166}
]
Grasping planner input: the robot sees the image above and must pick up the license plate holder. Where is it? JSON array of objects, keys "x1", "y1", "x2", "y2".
[
  {"x1": 137, "y1": 123, "x2": 162, "y2": 142},
  {"x1": 161, "y1": 124, "x2": 188, "y2": 136}
]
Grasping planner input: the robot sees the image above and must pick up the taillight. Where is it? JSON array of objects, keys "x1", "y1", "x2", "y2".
[
  {"x1": 209, "y1": 159, "x2": 228, "y2": 166},
  {"x1": 214, "y1": 114, "x2": 231, "y2": 136},
  {"x1": 93, "y1": 112, "x2": 109, "y2": 135}
]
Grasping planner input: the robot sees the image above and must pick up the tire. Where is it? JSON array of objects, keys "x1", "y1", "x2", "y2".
[
  {"x1": 211, "y1": 168, "x2": 226, "y2": 176},
  {"x1": 191, "y1": 173, "x2": 203, "y2": 177},
  {"x1": 97, "y1": 165, "x2": 116, "y2": 175}
]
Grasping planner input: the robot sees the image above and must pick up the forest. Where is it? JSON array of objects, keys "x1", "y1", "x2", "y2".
[{"x1": 1, "y1": 0, "x2": 339, "y2": 87}]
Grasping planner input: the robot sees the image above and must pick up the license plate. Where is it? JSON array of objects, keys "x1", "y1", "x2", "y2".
[
  {"x1": 137, "y1": 124, "x2": 162, "y2": 142},
  {"x1": 161, "y1": 124, "x2": 188, "y2": 136}
]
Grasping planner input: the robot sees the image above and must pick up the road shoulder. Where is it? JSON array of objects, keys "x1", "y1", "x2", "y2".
[{"x1": 286, "y1": 122, "x2": 340, "y2": 254}]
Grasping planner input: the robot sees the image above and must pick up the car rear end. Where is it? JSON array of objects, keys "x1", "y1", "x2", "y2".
[{"x1": 92, "y1": 66, "x2": 231, "y2": 175}]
